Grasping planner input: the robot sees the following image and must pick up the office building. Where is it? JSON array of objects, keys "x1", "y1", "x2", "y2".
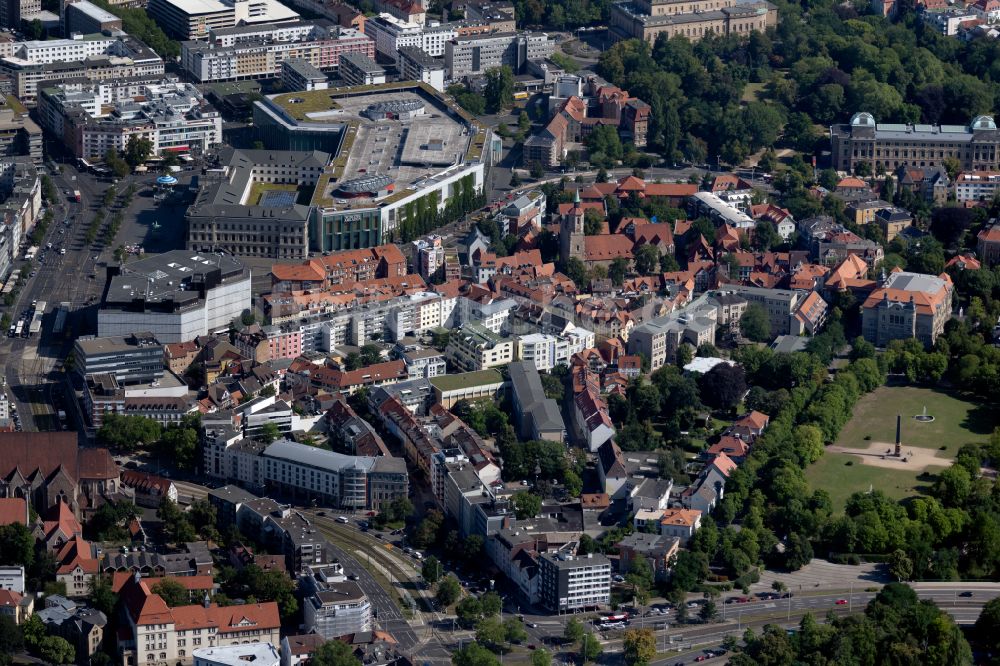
[
  {"x1": 186, "y1": 147, "x2": 330, "y2": 260},
  {"x1": 444, "y1": 31, "x2": 553, "y2": 79},
  {"x1": 281, "y1": 58, "x2": 327, "y2": 91},
  {"x1": 537, "y1": 551, "x2": 611, "y2": 613},
  {"x1": 831, "y1": 112, "x2": 1000, "y2": 173},
  {"x1": 180, "y1": 23, "x2": 373, "y2": 84},
  {"x1": 862, "y1": 271, "x2": 953, "y2": 347},
  {"x1": 253, "y1": 82, "x2": 489, "y2": 251},
  {"x1": 363, "y1": 13, "x2": 455, "y2": 62},
  {"x1": 97, "y1": 250, "x2": 251, "y2": 343},
  {"x1": 609, "y1": 0, "x2": 778, "y2": 43},
  {"x1": 118, "y1": 575, "x2": 280, "y2": 666},
  {"x1": 0, "y1": 0, "x2": 40, "y2": 31},
  {"x1": 299, "y1": 566, "x2": 371, "y2": 639},
  {"x1": 0, "y1": 33, "x2": 164, "y2": 104},
  {"x1": 73, "y1": 333, "x2": 164, "y2": 385},
  {"x1": 147, "y1": 0, "x2": 299, "y2": 40},
  {"x1": 38, "y1": 80, "x2": 221, "y2": 161},
  {"x1": 338, "y1": 51, "x2": 384, "y2": 85},
  {"x1": 398, "y1": 45, "x2": 445, "y2": 92},
  {"x1": 63, "y1": 0, "x2": 122, "y2": 35}
]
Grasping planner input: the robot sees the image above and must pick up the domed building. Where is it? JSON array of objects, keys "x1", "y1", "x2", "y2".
[{"x1": 831, "y1": 112, "x2": 1000, "y2": 173}]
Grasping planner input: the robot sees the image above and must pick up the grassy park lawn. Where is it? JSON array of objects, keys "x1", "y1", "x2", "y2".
[
  {"x1": 834, "y1": 385, "x2": 995, "y2": 458},
  {"x1": 805, "y1": 452, "x2": 944, "y2": 512},
  {"x1": 806, "y1": 385, "x2": 995, "y2": 511}
]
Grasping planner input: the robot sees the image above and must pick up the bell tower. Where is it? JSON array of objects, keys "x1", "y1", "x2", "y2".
[{"x1": 560, "y1": 189, "x2": 587, "y2": 265}]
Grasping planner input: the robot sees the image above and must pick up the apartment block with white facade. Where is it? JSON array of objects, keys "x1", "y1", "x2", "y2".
[
  {"x1": 39, "y1": 80, "x2": 221, "y2": 162},
  {"x1": 364, "y1": 13, "x2": 457, "y2": 62},
  {"x1": 537, "y1": 551, "x2": 611, "y2": 613},
  {"x1": 181, "y1": 23, "x2": 374, "y2": 83}
]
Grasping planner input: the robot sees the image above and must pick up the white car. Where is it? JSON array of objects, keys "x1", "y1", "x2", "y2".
[{"x1": 336, "y1": 516, "x2": 349, "y2": 524}]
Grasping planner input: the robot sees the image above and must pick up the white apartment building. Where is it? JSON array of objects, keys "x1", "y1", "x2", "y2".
[
  {"x1": 40, "y1": 81, "x2": 222, "y2": 162},
  {"x1": 955, "y1": 171, "x2": 1000, "y2": 202},
  {"x1": 516, "y1": 325, "x2": 593, "y2": 371},
  {"x1": 446, "y1": 323, "x2": 516, "y2": 371},
  {"x1": 11, "y1": 35, "x2": 117, "y2": 63},
  {"x1": 180, "y1": 23, "x2": 374, "y2": 83},
  {"x1": 299, "y1": 567, "x2": 372, "y2": 639},
  {"x1": 398, "y1": 45, "x2": 446, "y2": 91},
  {"x1": 537, "y1": 551, "x2": 611, "y2": 613},
  {"x1": 364, "y1": 13, "x2": 456, "y2": 62}
]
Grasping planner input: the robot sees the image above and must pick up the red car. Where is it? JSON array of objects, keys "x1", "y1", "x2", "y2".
[{"x1": 835, "y1": 599, "x2": 848, "y2": 605}]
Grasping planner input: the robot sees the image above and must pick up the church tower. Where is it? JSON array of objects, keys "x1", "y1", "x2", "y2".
[{"x1": 560, "y1": 189, "x2": 587, "y2": 265}]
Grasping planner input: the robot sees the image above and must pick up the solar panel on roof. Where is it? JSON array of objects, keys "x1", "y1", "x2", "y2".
[
  {"x1": 260, "y1": 190, "x2": 296, "y2": 207},
  {"x1": 877, "y1": 123, "x2": 908, "y2": 131},
  {"x1": 913, "y1": 124, "x2": 935, "y2": 132},
  {"x1": 940, "y1": 125, "x2": 967, "y2": 133}
]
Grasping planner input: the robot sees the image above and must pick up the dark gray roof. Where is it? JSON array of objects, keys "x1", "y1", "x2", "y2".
[{"x1": 509, "y1": 361, "x2": 565, "y2": 435}]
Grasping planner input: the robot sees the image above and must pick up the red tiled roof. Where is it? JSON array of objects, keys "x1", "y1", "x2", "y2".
[
  {"x1": 271, "y1": 261, "x2": 325, "y2": 283},
  {"x1": 735, "y1": 410, "x2": 769, "y2": 430},
  {"x1": 584, "y1": 235, "x2": 634, "y2": 262},
  {"x1": 0, "y1": 498, "x2": 27, "y2": 526},
  {"x1": 645, "y1": 183, "x2": 697, "y2": 198}
]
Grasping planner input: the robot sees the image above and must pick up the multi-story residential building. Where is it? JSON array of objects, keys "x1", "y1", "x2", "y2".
[
  {"x1": 726, "y1": 284, "x2": 829, "y2": 337},
  {"x1": 688, "y1": 191, "x2": 754, "y2": 229},
  {"x1": 281, "y1": 58, "x2": 327, "y2": 91},
  {"x1": 36, "y1": 596, "x2": 104, "y2": 660},
  {"x1": 299, "y1": 565, "x2": 371, "y2": 638},
  {"x1": 658, "y1": 508, "x2": 702, "y2": 541},
  {"x1": 508, "y1": 360, "x2": 565, "y2": 442},
  {"x1": 0, "y1": 34, "x2": 164, "y2": 104},
  {"x1": 148, "y1": 0, "x2": 300, "y2": 40},
  {"x1": 205, "y1": 434, "x2": 408, "y2": 510},
  {"x1": 363, "y1": 13, "x2": 456, "y2": 62},
  {"x1": 955, "y1": 171, "x2": 1000, "y2": 202},
  {"x1": 397, "y1": 45, "x2": 445, "y2": 92},
  {"x1": 537, "y1": 551, "x2": 611, "y2": 613},
  {"x1": 874, "y1": 206, "x2": 912, "y2": 242},
  {"x1": 627, "y1": 293, "x2": 719, "y2": 370},
  {"x1": 185, "y1": 147, "x2": 329, "y2": 260},
  {"x1": 862, "y1": 271, "x2": 954, "y2": 347},
  {"x1": 616, "y1": 533, "x2": 679, "y2": 581},
  {"x1": 97, "y1": 250, "x2": 251, "y2": 344},
  {"x1": 73, "y1": 333, "x2": 164, "y2": 385},
  {"x1": 446, "y1": 323, "x2": 515, "y2": 371},
  {"x1": 401, "y1": 347, "x2": 447, "y2": 379},
  {"x1": 338, "y1": 51, "x2": 385, "y2": 85},
  {"x1": 181, "y1": 23, "x2": 373, "y2": 83},
  {"x1": 117, "y1": 574, "x2": 281, "y2": 666},
  {"x1": 978, "y1": 219, "x2": 1000, "y2": 265},
  {"x1": 831, "y1": 112, "x2": 1000, "y2": 173},
  {"x1": 444, "y1": 31, "x2": 553, "y2": 79},
  {"x1": 412, "y1": 234, "x2": 445, "y2": 280},
  {"x1": 609, "y1": 0, "x2": 778, "y2": 44},
  {"x1": 39, "y1": 80, "x2": 221, "y2": 161}
]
